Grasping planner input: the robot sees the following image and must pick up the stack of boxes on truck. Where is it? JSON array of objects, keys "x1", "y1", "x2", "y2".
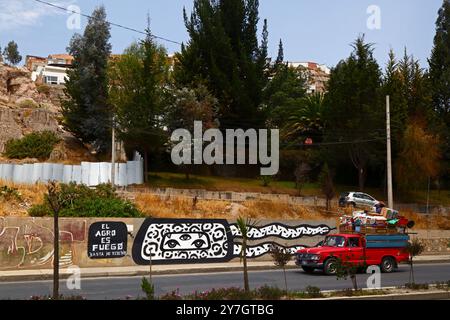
[{"x1": 339, "y1": 207, "x2": 414, "y2": 234}]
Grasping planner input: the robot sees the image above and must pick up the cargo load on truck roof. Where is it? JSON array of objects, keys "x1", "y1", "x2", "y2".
[{"x1": 338, "y1": 207, "x2": 414, "y2": 235}]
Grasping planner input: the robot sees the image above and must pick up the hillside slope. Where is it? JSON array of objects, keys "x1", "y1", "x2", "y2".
[{"x1": 0, "y1": 62, "x2": 94, "y2": 162}]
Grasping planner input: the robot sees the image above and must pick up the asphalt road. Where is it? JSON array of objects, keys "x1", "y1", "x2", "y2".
[{"x1": 1, "y1": 263, "x2": 449, "y2": 300}]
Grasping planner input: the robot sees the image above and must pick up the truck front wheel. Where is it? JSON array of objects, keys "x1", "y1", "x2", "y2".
[
  {"x1": 380, "y1": 257, "x2": 396, "y2": 273},
  {"x1": 324, "y1": 259, "x2": 338, "y2": 275}
]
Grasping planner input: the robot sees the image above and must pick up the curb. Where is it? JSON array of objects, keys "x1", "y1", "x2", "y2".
[
  {"x1": 1, "y1": 259, "x2": 449, "y2": 283},
  {"x1": 0, "y1": 264, "x2": 288, "y2": 282}
]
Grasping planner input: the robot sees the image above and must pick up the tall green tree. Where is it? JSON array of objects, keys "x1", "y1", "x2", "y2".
[
  {"x1": 2, "y1": 41, "x2": 22, "y2": 65},
  {"x1": 165, "y1": 84, "x2": 218, "y2": 179},
  {"x1": 397, "y1": 50, "x2": 432, "y2": 120},
  {"x1": 264, "y1": 64, "x2": 307, "y2": 129},
  {"x1": 62, "y1": 6, "x2": 112, "y2": 153},
  {"x1": 109, "y1": 25, "x2": 170, "y2": 180},
  {"x1": 275, "y1": 39, "x2": 284, "y2": 65},
  {"x1": 429, "y1": 0, "x2": 450, "y2": 178},
  {"x1": 382, "y1": 49, "x2": 408, "y2": 152},
  {"x1": 175, "y1": 0, "x2": 268, "y2": 129},
  {"x1": 324, "y1": 35, "x2": 383, "y2": 190}
]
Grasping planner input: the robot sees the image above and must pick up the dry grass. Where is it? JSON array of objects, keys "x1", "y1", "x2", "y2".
[
  {"x1": 133, "y1": 193, "x2": 232, "y2": 218},
  {"x1": 237, "y1": 199, "x2": 336, "y2": 221},
  {"x1": 402, "y1": 209, "x2": 450, "y2": 230},
  {"x1": 0, "y1": 179, "x2": 46, "y2": 216},
  {"x1": 0, "y1": 179, "x2": 448, "y2": 231}
]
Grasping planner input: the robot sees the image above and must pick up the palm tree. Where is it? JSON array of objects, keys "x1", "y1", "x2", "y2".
[
  {"x1": 235, "y1": 217, "x2": 257, "y2": 293},
  {"x1": 282, "y1": 92, "x2": 324, "y2": 141}
]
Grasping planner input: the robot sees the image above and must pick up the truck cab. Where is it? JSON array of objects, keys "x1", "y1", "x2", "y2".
[{"x1": 295, "y1": 233, "x2": 410, "y2": 275}]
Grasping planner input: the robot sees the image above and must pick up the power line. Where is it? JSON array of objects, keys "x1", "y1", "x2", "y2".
[{"x1": 32, "y1": 0, "x2": 182, "y2": 46}]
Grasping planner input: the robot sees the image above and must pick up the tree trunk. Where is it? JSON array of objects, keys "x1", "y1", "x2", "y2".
[
  {"x1": 351, "y1": 274, "x2": 358, "y2": 290},
  {"x1": 144, "y1": 150, "x2": 149, "y2": 183},
  {"x1": 243, "y1": 239, "x2": 249, "y2": 293},
  {"x1": 411, "y1": 260, "x2": 415, "y2": 284},
  {"x1": 53, "y1": 211, "x2": 59, "y2": 300},
  {"x1": 326, "y1": 198, "x2": 330, "y2": 211},
  {"x1": 358, "y1": 167, "x2": 366, "y2": 191},
  {"x1": 283, "y1": 267, "x2": 288, "y2": 295}
]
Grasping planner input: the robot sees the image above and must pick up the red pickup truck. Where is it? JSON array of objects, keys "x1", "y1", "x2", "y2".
[{"x1": 295, "y1": 233, "x2": 410, "y2": 275}]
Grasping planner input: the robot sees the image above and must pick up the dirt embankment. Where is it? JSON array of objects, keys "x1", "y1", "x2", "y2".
[{"x1": 0, "y1": 62, "x2": 94, "y2": 163}]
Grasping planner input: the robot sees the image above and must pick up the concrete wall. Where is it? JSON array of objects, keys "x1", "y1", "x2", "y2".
[
  {"x1": 127, "y1": 187, "x2": 326, "y2": 207},
  {"x1": 1, "y1": 216, "x2": 448, "y2": 271},
  {"x1": 0, "y1": 217, "x2": 337, "y2": 271},
  {"x1": 410, "y1": 230, "x2": 450, "y2": 254}
]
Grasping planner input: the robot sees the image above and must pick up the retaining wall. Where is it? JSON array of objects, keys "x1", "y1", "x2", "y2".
[{"x1": 0, "y1": 217, "x2": 337, "y2": 271}]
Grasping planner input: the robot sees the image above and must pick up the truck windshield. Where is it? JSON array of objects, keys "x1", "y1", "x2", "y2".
[{"x1": 323, "y1": 236, "x2": 346, "y2": 247}]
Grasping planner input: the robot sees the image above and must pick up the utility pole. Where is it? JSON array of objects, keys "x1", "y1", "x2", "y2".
[
  {"x1": 111, "y1": 115, "x2": 116, "y2": 187},
  {"x1": 386, "y1": 96, "x2": 394, "y2": 209}
]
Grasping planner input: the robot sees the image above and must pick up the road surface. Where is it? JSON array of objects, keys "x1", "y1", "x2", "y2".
[{"x1": 0, "y1": 263, "x2": 449, "y2": 299}]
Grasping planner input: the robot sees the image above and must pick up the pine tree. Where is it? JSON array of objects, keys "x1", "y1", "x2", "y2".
[
  {"x1": 176, "y1": 0, "x2": 268, "y2": 129},
  {"x1": 108, "y1": 20, "x2": 170, "y2": 180},
  {"x1": 3, "y1": 41, "x2": 22, "y2": 65},
  {"x1": 275, "y1": 39, "x2": 284, "y2": 65},
  {"x1": 429, "y1": 0, "x2": 450, "y2": 170},
  {"x1": 62, "y1": 6, "x2": 112, "y2": 153},
  {"x1": 383, "y1": 50, "x2": 409, "y2": 154},
  {"x1": 324, "y1": 35, "x2": 383, "y2": 190}
]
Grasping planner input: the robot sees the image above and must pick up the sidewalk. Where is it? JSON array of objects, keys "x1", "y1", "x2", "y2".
[{"x1": 1, "y1": 255, "x2": 449, "y2": 282}]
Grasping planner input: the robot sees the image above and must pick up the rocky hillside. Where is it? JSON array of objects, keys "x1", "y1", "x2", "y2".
[{"x1": 0, "y1": 62, "x2": 94, "y2": 163}]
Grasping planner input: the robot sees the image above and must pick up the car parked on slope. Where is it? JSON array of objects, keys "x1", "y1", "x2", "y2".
[{"x1": 338, "y1": 192, "x2": 380, "y2": 208}]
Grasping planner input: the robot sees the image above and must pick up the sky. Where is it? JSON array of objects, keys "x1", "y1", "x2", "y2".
[{"x1": 0, "y1": 0, "x2": 444, "y2": 69}]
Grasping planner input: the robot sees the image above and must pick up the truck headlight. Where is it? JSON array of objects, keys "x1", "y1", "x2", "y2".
[{"x1": 310, "y1": 254, "x2": 320, "y2": 261}]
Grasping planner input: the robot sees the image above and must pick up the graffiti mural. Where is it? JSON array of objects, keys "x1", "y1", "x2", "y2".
[
  {"x1": 0, "y1": 217, "x2": 86, "y2": 269},
  {"x1": 132, "y1": 218, "x2": 334, "y2": 265},
  {"x1": 230, "y1": 223, "x2": 332, "y2": 239},
  {"x1": 232, "y1": 243, "x2": 306, "y2": 258},
  {"x1": 132, "y1": 219, "x2": 234, "y2": 265}
]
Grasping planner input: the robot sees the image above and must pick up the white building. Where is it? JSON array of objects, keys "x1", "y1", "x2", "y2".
[
  {"x1": 31, "y1": 65, "x2": 68, "y2": 85},
  {"x1": 26, "y1": 54, "x2": 73, "y2": 85}
]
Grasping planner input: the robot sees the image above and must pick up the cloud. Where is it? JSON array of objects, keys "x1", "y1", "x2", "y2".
[{"x1": 0, "y1": 0, "x2": 74, "y2": 31}]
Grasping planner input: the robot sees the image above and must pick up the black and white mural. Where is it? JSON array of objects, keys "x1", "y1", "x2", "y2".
[
  {"x1": 132, "y1": 219, "x2": 234, "y2": 265},
  {"x1": 132, "y1": 218, "x2": 334, "y2": 265},
  {"x1": 230, "y1": 223, "x2": 332, "y2": 240}
]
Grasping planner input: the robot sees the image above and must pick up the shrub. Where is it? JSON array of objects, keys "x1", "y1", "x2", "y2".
[
  {"x1": 0, "y1": 185, "x2": 22, "y2": 201},
  {"x1": 30, "y1": 294, "x2": 86, "y2": 300},
  {"x1": 28, "y1": 204, "x2": 49, "y2": 217},
  {"x1": 141, "y1": 277, "x2": 155, "y2": 300},
  {"x1": 36, "y1": 84, "x2": 50, "y2": 95},
  {"x1": 405, "y1": 283, "x2": 429, "y2": 290},
  {"x1": 18, "y1": 99, "x2": 38, "y2": 108},
  {"x1": 160, "y1": 289, "x2": 183, "y2": 300},
  {"x1": 4, "y1": 131, "x2": 60, "y2": 160},
  {"x1": 305, "y1": 286, "x2": 323, "y2": 298},
  {"x1": 28, "y1": 182, "x2": 142, "y2": 218},
  {"x1": 187, "y1": 287, "x2": 254, "y2": 300},
  {"x1": 255, "y1": 285, "x2": 284, "y2": 300}
]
